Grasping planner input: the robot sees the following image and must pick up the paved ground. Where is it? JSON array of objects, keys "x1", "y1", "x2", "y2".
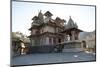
[{"x1": 11, "y1": 52, "x2": 96, "y2": 66}]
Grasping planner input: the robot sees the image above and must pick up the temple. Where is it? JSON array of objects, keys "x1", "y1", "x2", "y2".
[{"x1": 29, "y1": 11, "x2": 83, "y2": 53}]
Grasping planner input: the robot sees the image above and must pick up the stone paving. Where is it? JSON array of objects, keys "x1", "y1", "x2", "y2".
[{"x1": 11, "y1": 52, "x2": 96, "y2": 66}]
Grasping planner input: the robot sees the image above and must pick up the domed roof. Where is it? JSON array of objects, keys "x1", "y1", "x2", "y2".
[
  {"x1": 44, "y1": 11, "x2": 53, "y2": 17},
  {"x1": 32, "y1": 16, "x2": 38, "y2": 20},
  {"x1": 55, "y1": 17, "x2": 62, "y2": 22}
]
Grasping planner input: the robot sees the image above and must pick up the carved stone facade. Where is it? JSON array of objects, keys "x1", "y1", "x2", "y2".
[{"x1": 29, "y1": 11, "x2": 83, "y2": 48}]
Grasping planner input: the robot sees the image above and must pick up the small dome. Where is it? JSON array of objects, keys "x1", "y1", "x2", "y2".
[
  {"x1": 55, "y1": 17, "x2": 61, "y2": 21},
  {"x1": 32, "y1": 16, "x2": 38, "y2": 20},
  {"x1": 44, "y1": 11, "x2": 53, "y2": 17}
]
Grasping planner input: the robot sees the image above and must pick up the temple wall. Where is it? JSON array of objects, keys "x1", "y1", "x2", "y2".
[
  {"x1": 45, "y1": 37, "x2": 49, "y2": 45},
  {"x1": 31, "y1": 39, "x2": 35, "y2": 46},
  {"x1": 64, "y1": 42, "x2": 81, "y2": 48},
  {"x1": 43, "y1": 26, "x2": 55, "y2": 33},
  {"x1": 31, "y1": 29, "x2": 37, "y2": 35},
  {"x1": 62, "y1": 41, "x2": 83, "y2": 52},
  {"x1": 40, "y1": 28, "x2": 43, "y2": 33},
  {"x1": 86, "y1": 39, "x2": 95, "y2": 48},
  {"x1": 81, "y1": 39, "x2": 95, "y2": 52},
  {"x1": 44, "y1": 17, "x2": 51, "y2": 23},
  {"x1": 31, "y1": 37, "x2": 40, "y2": 46}
]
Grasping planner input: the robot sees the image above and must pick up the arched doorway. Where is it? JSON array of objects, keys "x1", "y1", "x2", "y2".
[
  {"x1": 82, "y1": 41, "x2": 86, "y2": 48},
  {"x1": 58, "y1": 38, "x2": 61, "y2": 43}
]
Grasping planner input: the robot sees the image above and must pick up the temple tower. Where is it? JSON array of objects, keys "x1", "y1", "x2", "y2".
[
  {"x1": 44, "y1": 11, "x2": 53, "y2": 23},
  {"x1": 63, "y1": 16, "x2": 81, "y2": 41},
  {"x1": 38, "y1": 10, "x2": 44, "y2": 23}
]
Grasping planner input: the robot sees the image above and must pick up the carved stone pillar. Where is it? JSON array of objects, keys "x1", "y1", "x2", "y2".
[
  {"x1": 71, "y1": 31, "x2": 75, "y2": 40},
  {"x1": 51, "y1": 37, "x2": 53, "y2": 45},
  {"x1": 46, "y1": 37, "x2": 49, "y2": 45},
  {"x1": 64, "y1": 34, "x2": 68, "y2": 41}
]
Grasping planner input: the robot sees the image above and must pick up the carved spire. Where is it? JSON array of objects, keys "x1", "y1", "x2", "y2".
[
  {"x1": 74, "y1": 22, "x2": 78, "y2": 28},
  {"x1": 38, "y1": 10, "x2": 44, "y2": 20},
  {"x1": 38, "y1": 10, "x2": 44, "y2": 23},
  {"x1": 65, "y1": 16, "x2": 78, "y2": 29}
]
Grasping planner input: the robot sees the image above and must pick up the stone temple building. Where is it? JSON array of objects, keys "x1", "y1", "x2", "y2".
[{"x1": 29, "y1": 11, "x2": 83, "y2": 53}]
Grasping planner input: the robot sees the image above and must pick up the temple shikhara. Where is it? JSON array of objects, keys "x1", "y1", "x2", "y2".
[{"x1": 29, "y1": 10, "x2": 83, "y2": 53}]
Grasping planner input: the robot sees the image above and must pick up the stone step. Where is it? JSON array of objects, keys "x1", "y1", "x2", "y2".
[{"x1": 62, "y1": 48, "x2": 83, "y2": 52}]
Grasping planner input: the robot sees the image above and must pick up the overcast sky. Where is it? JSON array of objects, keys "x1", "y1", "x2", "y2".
[{"x1": 12, "y1": 1, "x2": 95, "y2": 35}]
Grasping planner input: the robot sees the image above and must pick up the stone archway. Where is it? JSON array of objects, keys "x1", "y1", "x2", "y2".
[{"x1": 82, "y1": 41, "x2": 86, "y2": 51}]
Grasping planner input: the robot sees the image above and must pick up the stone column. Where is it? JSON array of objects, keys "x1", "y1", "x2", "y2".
[
  {"x1": 64, "y1": 34, "x2": 68, "y2": 41},
  {"x1": 45, "y1": 37, "x2": 49, "y2": 45},
  {"x1": 31, "y1": 39, "x2": 34, "y2": 46},
  {"x1": 76, "y1": 32, "x2": 79, "y2": 40},
  {"x1": 71, "y1": 31, "x2": 75, "y2": 40},
  {"x1": 51, "y1": 37, "x2": 54, "y2": 45}
]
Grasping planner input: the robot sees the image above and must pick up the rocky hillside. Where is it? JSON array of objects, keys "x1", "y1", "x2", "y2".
[{"x1": 79, "y1": 30, "x2": 95, "y2": 40}]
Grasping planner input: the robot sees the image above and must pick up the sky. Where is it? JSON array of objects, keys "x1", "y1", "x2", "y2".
[{"x1": 12, "y1": 1, "x2": 95, "y2": 36}]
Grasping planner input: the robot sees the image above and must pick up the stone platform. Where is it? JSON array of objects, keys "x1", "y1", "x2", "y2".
[{"x1": 60, "y1": 40, "x2": 83, "y2": 52}]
